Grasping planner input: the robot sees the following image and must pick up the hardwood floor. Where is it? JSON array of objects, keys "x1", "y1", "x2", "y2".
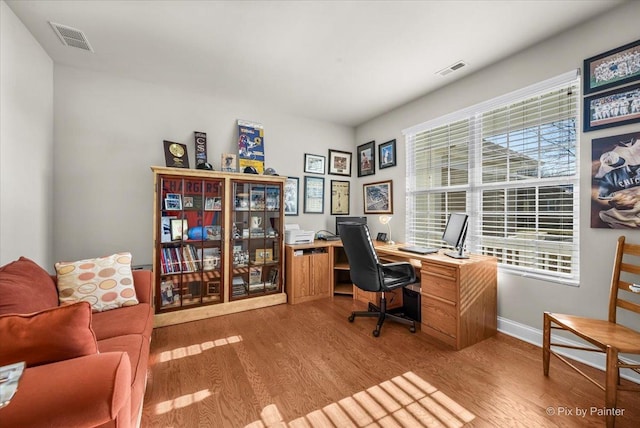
[{"x1": 141, "y1": 296, "x2": 640, "y2": 427}]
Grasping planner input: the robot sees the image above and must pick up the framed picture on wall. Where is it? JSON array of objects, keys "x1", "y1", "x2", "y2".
[
  {"x1": 363, "y1": 180, "x2": 393, "y2": 214},
  {"x1": 284, "y1": 176, "x2": 299, "y2": 216},
  {"x1": 304, "y1": 176, "x2": 324, "y2": 213},
  {"x1": 330, "y1": 180, "x2": 350, "y2": 215},
  {"x1": 357, "y1": 141, "x2": 375, "y2": 177},
  {"x1": 378, "y1": 139, "x2": 397, "y2": 169},
  {"x1": 304, "y1": 153, "x2": 325, "y2": 175},
  {"x1": 590, "y1": 131, "x2": 640, "y2": 228},
  {"x1": 583, "y1": 39, "x2": 640, "y2": 95},
  {"x1": 583, "y1": 82, "x2": 640, "y2": 132},
  {"x1": 328, "y1": 149, "x2": 352, "y2": 176}
]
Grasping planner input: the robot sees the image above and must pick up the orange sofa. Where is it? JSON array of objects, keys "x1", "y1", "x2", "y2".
[{"x1": 0, "y1": 257, "x2": 154, "y2": 428}]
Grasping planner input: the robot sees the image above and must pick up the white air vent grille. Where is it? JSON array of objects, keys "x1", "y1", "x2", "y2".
[
  {"x1": 49, "y1": 22, "x2": 94, "y2": 52},
  {"x1": 436, "y1": 60, "x2": 467, "y2": 76}
]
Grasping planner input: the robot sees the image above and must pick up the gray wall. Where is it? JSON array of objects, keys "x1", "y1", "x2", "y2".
[
  {"x1": 53, "y1": 66, "x2": 354, "y2": 265},
  {"x1": 355, "y1": 0, "x2": 640, "y2": 330},
  {"x1": 0, "y1": 1, "x2": 53, "y2": 268}
]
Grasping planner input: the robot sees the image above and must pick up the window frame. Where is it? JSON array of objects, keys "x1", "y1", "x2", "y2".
[{"x1": 403, "y1": 70, "x2": 580, "y2": 285}]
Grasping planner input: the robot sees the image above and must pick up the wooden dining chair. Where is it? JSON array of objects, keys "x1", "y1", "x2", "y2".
[{"x1": 543, "y1": 236, "x2": 640, "y2": 427}]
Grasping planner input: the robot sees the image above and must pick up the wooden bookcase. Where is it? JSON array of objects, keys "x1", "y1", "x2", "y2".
[{"x1": 151, "y1": 166, "x2": 286, "y2": 327}]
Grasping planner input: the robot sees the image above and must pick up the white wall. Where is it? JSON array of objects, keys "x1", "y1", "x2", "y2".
[
  {"x1": 53, "y1": 66, "x2": 354, "y2": 264},
  {"x1": 0, "y1": 1, "x2": 53, "y2": 268},
  {"x1": 355, "y1": 1, "x2": 640, "y2": 330}
]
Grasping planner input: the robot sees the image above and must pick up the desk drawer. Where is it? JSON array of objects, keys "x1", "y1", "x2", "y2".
[
  {"x1": 421, "y1": 263, "x2": 457, "y2": 281},
  {"x1": 421, "y1": 275, "x2": 456, "y2": 302},
  {"x1": 422, "y1": 297, "x2": 457, "y2": 339}
]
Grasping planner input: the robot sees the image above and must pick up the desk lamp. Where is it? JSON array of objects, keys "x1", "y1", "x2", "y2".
[{"x1": 379, "y1": 215, "x2": 394, "y2": 245}]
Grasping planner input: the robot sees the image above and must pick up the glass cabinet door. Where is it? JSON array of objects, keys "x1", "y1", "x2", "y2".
[
  {"x1": 230, "y1": 180, "x2": 282, "y2": 300},
  {"x1": 157, "y1": 175, "x2": 224, "y2": 311}
]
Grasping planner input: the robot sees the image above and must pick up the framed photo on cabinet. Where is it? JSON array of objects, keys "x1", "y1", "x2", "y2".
[
  {"x1": 170, "y1": 219, "x2": 188, "y2": 241},
  {"x1": 328, "y1": 149, "x2": 352, "y2": 176},
  {"x1": 357, "y1": 141, "x2": 375, "y2": 177},
  {"x1": 331, "y1": 180, "x2": 350, "y2": 215}
]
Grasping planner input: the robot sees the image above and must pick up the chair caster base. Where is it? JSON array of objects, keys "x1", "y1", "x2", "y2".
[
  {"x1": 409, "y1": 326, "x2": 416, "y2": 333},
  {"x1": 373, "y1": 329, "x2": 380, "y2": 337},
  {"x1": 348, "y1": 314, "x2": 355, "y2": 322}
]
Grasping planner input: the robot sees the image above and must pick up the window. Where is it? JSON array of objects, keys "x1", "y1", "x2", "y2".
[{"x1": 404, "y1": 71, "x2": 580, "y2": 284}]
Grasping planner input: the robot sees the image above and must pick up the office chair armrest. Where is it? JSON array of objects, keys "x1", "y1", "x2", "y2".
[{"x1": 381, "y1": 262, "x2": 416, "y2": 283}]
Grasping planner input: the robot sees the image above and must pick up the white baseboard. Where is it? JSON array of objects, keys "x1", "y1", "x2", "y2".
[{"x1": 497, "y1": 316, "x2": 640, "y2": 384}]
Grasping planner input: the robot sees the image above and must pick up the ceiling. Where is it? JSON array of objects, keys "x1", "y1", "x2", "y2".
[{"x1": 6, "y1": 0, "x2": 624, "y2": 127}]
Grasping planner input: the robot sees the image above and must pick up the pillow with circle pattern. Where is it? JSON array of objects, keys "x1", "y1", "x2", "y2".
[{"x1": 55, "y1": 252, "x2": 139, "y2": 312}]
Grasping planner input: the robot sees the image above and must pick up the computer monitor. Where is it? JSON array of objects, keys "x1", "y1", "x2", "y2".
[
  {"x1": 442, "y1": 213, "x2": 469, "y2": 259},
  {"x1": 335, "y1": 216, "x2": 367, "y2": 235}
]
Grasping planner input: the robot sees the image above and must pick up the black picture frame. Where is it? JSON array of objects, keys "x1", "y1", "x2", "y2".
[
  {"x1": 583, "y1": 82, "x2": 640, "y2": 132},
  {"x1": 363, "y1": 180, "x2": 393, "y2": 214},
  {"x1": 284, "y1": 176, "x2": 299, "y2": 216},
  {"x1": 328, "y1": 149, "x2": 352, "y2": 176},
  {"x1": 376, "y1": 232, "x2": 388, "y2": 242},
  {"x1": 378, "y1": 139, "x2": 397, "y2": 169},
  {"x1": 583, "y1": 39, "x2": 640, "y2": 95},
  {"x1": 303, "y1": 176, "x2": 324, "y2": 214},
  {"x1": 330, "y1": 180, "x2": 350, "y2": 215},
  {"x1": 303, "y1": 153, "x2": 325, "y2": 175},
  {"x1": 357, "y1": 141, "x2": 375, "y2": 177}
]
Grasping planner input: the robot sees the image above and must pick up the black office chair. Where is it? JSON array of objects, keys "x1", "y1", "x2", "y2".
[{"x1": 339, "y1": 223, "x2": 417, "y2": 337}]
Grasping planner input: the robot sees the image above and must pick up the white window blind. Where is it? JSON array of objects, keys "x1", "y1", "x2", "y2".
[{"x1": 404, "y1": 70, "x2": 580, "y2": 285}]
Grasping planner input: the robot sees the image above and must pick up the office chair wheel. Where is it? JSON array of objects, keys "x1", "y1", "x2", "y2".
[
  {"x1": 373, "y1": 329, "x2": 380, "y2": 337},
  {"x1": 348, "y1": 314, "x2": 355, "y2": 322},
  {"x1": 409, "y1": 326, "x2": 416, "y2": 333}
]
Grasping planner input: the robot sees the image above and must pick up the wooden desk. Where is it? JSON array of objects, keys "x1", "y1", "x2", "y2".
[
  {"x1": 376, "y1": 244, "x2": 497, "y2": 350},
  {"x1": 285, "y1": 241, "x2": 497, "y2": 350}
]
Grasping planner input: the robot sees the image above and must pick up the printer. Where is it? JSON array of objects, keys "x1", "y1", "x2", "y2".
[{"x1": 284, "y1": 224, "x2": 315, "y2": 245}]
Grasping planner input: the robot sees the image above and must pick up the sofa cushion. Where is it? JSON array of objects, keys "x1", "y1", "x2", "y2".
[
  {"x1": 0, "y1": 302, "x2": 98, "y2": 367},
  {"x1": 92, "y1": 302, "x2": 153, "y2": 341},
  {"x1": 0, "y1": 257, "x2": 59, "y2": 315},
  {"x1": 55, "y1": 252, "x2": 139, "y2": 312}
]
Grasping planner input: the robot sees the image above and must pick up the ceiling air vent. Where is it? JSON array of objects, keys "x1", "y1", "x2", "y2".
[
  {"x1": 49, "y1": 22, "x2": 94, "y2": 52},
  {"x1": 436, "y1": 60, "x2": 467, "y2": 77}
]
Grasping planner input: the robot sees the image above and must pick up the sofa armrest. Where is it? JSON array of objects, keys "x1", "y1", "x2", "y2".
[
  {"x1": 132, "y1": 270, "x2": 152, "y2": 304},
  {"x1": 0, "y1": 352, "x2": 132, "y2": 428}
]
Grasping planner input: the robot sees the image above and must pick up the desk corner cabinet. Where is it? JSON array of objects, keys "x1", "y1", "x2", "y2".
[
  {"x1": 284, "y1": 242, "x2": 331, "y2": 304},
  {"x1": 151, "y1": 166, "x2": 286, "y2": 326}
]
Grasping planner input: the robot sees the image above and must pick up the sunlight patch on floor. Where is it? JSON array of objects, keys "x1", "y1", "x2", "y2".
[
  {"x1": 244, "y1": 371, "x2": 475, "y2": 427},
  {"x1": 156, "y1": 335, "x2": 243, "y2": 363},
  {"x1": 154, "y1": 389, "x2": 212, "y2": 415}
]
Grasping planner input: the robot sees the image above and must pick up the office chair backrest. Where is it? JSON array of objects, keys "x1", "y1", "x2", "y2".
[
  {"x1": 609, "y1": 236, "x2": 640, "y2": 324},
  {"x1": 338, "y1": 223, "x2": 382, "y2": 292}
]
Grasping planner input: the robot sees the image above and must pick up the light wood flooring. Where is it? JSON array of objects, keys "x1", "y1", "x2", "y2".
[{"x1": 141, "y1": 296, "x2": 640, "y2": 427}]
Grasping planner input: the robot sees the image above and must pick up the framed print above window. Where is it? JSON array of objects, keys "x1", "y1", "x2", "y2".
[
  {"x1": 328, "y1": 149, "x2": 352, "y2": 176},
  {"x1": 378, "y1": 139, "x2": 397, "y2": 169},
  {"x1": 363, "y1": 180, "x2": 393, "y2": 214},
  {"x1": 304, "y1": 176, "x2": 324, "y2": 214},
  {"x1": 331, "y1": 180, "x2": 350, "y2": 215},
  {"x1": 357, "y1": 141, "x2": 375, "y2": 177},
  {"x1": 304, "y1": 153, "x2": 325, "y2": 175},
  {"x1": 583, "y1": 39, "x2": 640, "y2": 95},
  {"x1": 583, "y1": 82, "x2": 640, "y2": 132},
  {"x1": 284, "y1": 176, "x2": 299, "y2": 216}
]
